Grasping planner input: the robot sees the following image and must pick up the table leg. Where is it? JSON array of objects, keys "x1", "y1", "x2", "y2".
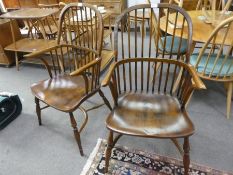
[{"x1": 9, "y1": 19, "x2": 19, "y2": 71}]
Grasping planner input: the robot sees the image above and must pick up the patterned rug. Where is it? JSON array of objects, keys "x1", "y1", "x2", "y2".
[{"x1": 81, "y1": 139, "x2": 233, "y2": 175}]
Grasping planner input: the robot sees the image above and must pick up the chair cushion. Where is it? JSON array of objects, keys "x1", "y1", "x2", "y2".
[
  {"x1": 190, "y1": 53, "x2": 233, "y2": 76},
  {"x1": 31, "y1": 74, "x2": 87, "y2": 112},
  {"x1": 159, "y1": 36, "x2": 188, "y2": 54},
  {"x1": 106, "y1": 93, "x2": 194, "y2": 138}
]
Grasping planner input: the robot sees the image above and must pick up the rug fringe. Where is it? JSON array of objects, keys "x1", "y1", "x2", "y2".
[{"x1": 80, "y1": 138, "x2": 103, "y2": 175}]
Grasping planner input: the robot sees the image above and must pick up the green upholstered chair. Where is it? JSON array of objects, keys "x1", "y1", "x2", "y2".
[{"x1": 190, "y1": 16, "x2": 233, "y2": 119}]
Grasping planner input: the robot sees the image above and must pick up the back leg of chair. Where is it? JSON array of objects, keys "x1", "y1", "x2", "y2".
[
  {"x1": 183, "y1": 137, "x2": 190, "y2": 175},
  {"x1": 69, "y1": 112, "x2": 84, "y2": 156},
  {"x1": 227, "y1": 82, "x2": 233, "y2": 119},
  {"x1": 105, "y1": 130, "x2": 113, "y2": 173},
  {"x1": 35, "y1": 97, "x2": 42, "y2": 125},
  {"x1": 99, "y1": 89, "x2": 112, "y2": 110}
]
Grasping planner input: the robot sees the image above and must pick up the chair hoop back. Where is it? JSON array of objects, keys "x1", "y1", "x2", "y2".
[{"x1": 113, "y1": 3, "x2": 193, "y2": 62}]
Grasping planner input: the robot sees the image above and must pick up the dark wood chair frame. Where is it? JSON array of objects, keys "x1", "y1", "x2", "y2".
[
  {"x1": 25, "y1": 3, "x2": 112, "y2": 156},
  {"x1": 102, "y1": 58, "x2": 206, "y2": 174},
  {"x1": 102, "y1": 3, "x2": 205, "y2": 175}
]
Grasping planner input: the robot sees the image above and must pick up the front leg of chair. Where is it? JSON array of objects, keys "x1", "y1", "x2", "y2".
[
  {"x1": 69, "y1": 112, "x2": 84, "y2": 156},
  {"x1": 183, "y1": 137, "x2": 190, "y2": 175},
  {"x1": 105, "y1": 130, "x2": 113, "y2": 173},
  {"x1": 99, "y1": 89, "x2": 112, "y2": 110},
  {"x1": 35, "y1": 97, "x2": 42, "y2": 125}
]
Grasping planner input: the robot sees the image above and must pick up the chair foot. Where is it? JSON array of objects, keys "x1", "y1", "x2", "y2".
[
  {"x1": 69, "y1": 112, "x2": 84, "y2": 156},
  {"x1": 105, "y1": 131, "x2": 113, "y2": 173},
  {"x1": 183, "y1": 137, "x2": 190, "y2": 175},
  {"x1": 99, "y1": 89, "x2": 112, "y2": 110},
  {"x1": 35, "y1": 97, "x2": 42, "y2": 125}
]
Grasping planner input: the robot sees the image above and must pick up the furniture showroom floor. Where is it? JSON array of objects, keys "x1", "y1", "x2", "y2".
[{"x1": 0, "y1": 63, "x2": 232, "y2": 175}]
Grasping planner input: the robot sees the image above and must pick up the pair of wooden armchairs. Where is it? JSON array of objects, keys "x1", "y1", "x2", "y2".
[{"x1": 27, "y1": 2, "x2": 232, "y2": 174}]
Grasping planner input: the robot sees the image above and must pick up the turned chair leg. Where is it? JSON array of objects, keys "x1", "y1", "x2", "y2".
[
  {"x1": 69, "y1": 112, "x2": 84, "y2": 156},
  {"x1": 99, "y1": 89, "x2": 112, "y2": 110},
  {"x1": 105, "y1": 131, "x2": 113, "y2": 173},
  {"x1": 226, "y1": 82, "x2": 232, "y2": 119},
  {"x1": 35, "y1": 97, "x2": 42, "y2": 125},
  {"x1": 183, "y1": 137, "x2": 190, "y2": 175}
]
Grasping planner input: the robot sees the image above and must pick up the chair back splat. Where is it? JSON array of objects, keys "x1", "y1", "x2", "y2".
[{"x1": 113, "y1": 3, "x2": 193, "y2": 62}]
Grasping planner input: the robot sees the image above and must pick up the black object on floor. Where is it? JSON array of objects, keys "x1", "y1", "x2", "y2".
[{"x1": 0, "y1": 93, "x2": 22, "y2": 130}]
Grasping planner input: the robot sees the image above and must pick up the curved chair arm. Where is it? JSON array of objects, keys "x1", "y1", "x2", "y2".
[
  {"x1": 25, "y1": 44, "x2": 99, "y2": 78},
  {"x1": 70, "y1": 58, "x2": 101, "y2": 76},
  {"x1": 101, "y1": 63, "x2": 117, "y2": 87},
  {"x1": 187, "y1": 64, "x2": 206, "y2": 90}
]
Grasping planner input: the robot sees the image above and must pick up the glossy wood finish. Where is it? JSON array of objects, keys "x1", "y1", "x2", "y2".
[
  {"x1": 57, "y1": 3, "x2": 114, "y2": 71},
  {"x1": 114, "y1": 3, "x2": 193, "y2": 62},
  {"x1": 25, "y1": 3, "x2": 112, "y2": 155},
  {"x1": 102, "y1": 58, "x2": 206, "y2": 174},
  {"x1": 192, "y1": 16, "x2": 233, "y2": 119}
]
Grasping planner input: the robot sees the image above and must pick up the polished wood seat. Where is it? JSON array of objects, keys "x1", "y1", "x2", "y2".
[
  {"x1": 106, "y1": 93, "x2": 194, "y2": 138},
  {"x1": 31, "y1": 74, "x2": 88, "y2": 112}
]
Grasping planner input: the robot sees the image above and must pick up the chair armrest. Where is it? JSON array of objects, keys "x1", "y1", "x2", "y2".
[
  {"x1": 188, "y1": 64, "x2": 206, "y2": 90},
  {"x1": 70, "y1": 58, "x2": 101, "y2": 76},
  {"x1": 24, "y1": 45, "x2": 59, "y2": 59},
  {"x1": 101, "y1": 62, "x2": 117, "y2": 87}
]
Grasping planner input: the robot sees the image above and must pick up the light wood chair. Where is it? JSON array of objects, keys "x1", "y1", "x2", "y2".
[
  {"x1": 102, "y1": 58, "x2": 206, "y2": 174},
  {"x1": 114, "y1": 3, "x2": 193, "y2": 61},
  {"x1": 190, "y1": 16, "x2": 233, "y2": 119},
  {"x1": 25, "y1": 3, "x2": 112, "y2": 155}
]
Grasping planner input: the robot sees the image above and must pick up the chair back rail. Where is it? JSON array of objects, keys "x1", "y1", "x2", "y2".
[{"x1": 113, "y1": 3, "x2": 193, "y2": 62}]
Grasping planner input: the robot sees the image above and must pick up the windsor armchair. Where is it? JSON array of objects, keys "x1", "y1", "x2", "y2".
[
  {"x1": 25, "y1": 3, "x2": 112, "y2": 155},
  {"x1": 103, "y1": 3, "x2": 206, "y2": 175}
]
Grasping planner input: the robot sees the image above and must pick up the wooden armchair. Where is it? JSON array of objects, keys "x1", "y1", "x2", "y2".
[
  {"x1": 102, "y1": 58, "x2": 206, "y2": 174},
  {"x1": 24, "y1": 3, "x2": 112, "y2": 155},
  {"x1": 114, "y1": 3, "x2": 193, "y2": 62},
  {"x1": 190, "y1": 16, "x2": 233, "y2": 119}
]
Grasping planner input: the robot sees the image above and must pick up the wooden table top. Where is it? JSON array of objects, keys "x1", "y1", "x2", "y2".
[
  {"x1": 0, "y1": 8, "x2": 59, "y2": 19},
  {"x1": 160, "y1": 10, "x2": 233, "y2": 45},
  {"x1": 4, "y1": 38, "x2": 58, "y2": 53}
]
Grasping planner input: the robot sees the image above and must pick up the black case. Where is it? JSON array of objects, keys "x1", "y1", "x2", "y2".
[{"x1": 0, "y1": 94, "x2": 22, "y2": 130}]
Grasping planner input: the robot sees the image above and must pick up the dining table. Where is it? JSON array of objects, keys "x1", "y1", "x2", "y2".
[
  {"x1": 0, "y1": 8, "x2": 60, "y2": 70},
  {"x1": 160, "y1": 10, "x2": 233, "y2": 47}
]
